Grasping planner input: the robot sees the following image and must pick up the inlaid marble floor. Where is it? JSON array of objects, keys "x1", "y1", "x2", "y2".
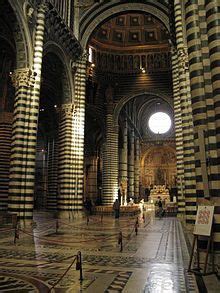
[{"x1": 0, "y1": 210, "x2": 203, "y2": 292}]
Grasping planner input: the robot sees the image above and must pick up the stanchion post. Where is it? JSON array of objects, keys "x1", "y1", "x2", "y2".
[
  {"x1": 56, "y1": 219, "x2": 59, "y2": 234},
  {"x1": 76, "y1": 251, "x2": 83, "y2": 282},
  {"x1": 118, "y1": 231, "x2": 123, "y2": 252},
  {"x1": 135, "y1": 218, "x2": 139, "y2": 236},
  {"x1": 14, "y1": 224, "x2": 19, "y2": 244},
  {"x1": 79, "y1": 251, "x2": 83, "y2": 281},
  {"x1": 87, "y1": 216, "x2": 89, "y2": 225}
]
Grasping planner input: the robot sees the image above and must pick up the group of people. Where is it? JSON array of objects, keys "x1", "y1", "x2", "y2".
[{"x1": 84, "y1": 196, "x2": 121, "y2": 219}]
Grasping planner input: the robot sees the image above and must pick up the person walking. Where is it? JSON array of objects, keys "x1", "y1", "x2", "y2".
[
  {"x1": 113, "y1": 198, "x2": 120, "y2": 219},
  {"x1": 84, "y1": 197, "x2": 93, "y2": 215}
]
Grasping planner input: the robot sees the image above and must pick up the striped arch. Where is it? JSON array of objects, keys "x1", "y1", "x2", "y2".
[
  {"x1": 43, "y1": 41, "x2": 74, "y2": 102},
  {"x1": 8, "y1": 0, "x2": 33, "y2": 68},
  {"x1": 113, "y1": 90, "x2": 172, "y2": 126},
  {"x1": 79, "y1": 0, "x2": 169, "y2": 48}
]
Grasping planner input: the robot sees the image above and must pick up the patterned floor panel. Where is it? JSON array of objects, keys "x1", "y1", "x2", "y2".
[{"x1": 0, "y1": 211, "x2": 199, "y2": 292}]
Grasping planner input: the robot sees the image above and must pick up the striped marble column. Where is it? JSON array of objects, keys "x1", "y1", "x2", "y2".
[
  {"x1": 57, "y1": 56, "x2": 86, "y2": 215},
  {"x1": 205, "y1": 0, "x2": 220, "y2": 195},
  {"x1": 86, "y1": 155, "x2": 98, "y2": 202},
  {"x1": 171, "y1": 47, "x2": 185, "y2": 214},
  {"x1": 119, "y1": 117, "x2": 128, "y2": 204},
  {"x1": 128, "y1": 127, "x2": 135, "y2": 199},
  {"x1": 8, "y1": 3, "x2": 47, "y2": 220},
  {"x1": 204, "y1": 0, "x2": 220, "y2": 253},
  {"x1": 8, "y1": 68, "x2": 34, "y2": 219},
  {"x1": 57, "y1": 104, "x2": 77, "y2": 213},
  {"x1": 134, "y1": 137, "x2": 140, "y2": 202},
  {"x1": 185, "y1": 1, "x2": 216, "y2": 205},
  {"x1": 174, "y1": 0, "x2": 197, "y2": 223},
  {"x1": 0, "y1": 113, "x2": 12, "y2": 211},
  {"x1": 47, "y1": 138, "x2": 58, "y2": 210},
  {"x1": 71, "y1": 55, "x2": 87, "y2": 210},
  {"x1": 102, "y1": 113, "x2": 119, "y2": 205}
]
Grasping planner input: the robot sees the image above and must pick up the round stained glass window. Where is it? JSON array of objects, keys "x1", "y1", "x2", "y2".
[{"x1": 148, "y1": 112, "x2": 171, "y2": 134}]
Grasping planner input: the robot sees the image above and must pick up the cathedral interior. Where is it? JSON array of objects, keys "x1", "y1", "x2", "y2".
[{"x1": 0, "y1": 0, "x2": 220, "y2": 292}]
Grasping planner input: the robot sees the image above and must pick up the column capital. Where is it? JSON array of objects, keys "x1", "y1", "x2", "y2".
[
  {"x1": 38, "y1": 1, "x2": 49, "y2": 13},
  {"x1": 61, "y1": 103, "x2": 76, "y2": 116},
  {"x1": 177, "y1": 46, "x2": 189, "y2": 70},
  {"x1": 11, "y1": 68, "x2": 33, "y2": 88}
]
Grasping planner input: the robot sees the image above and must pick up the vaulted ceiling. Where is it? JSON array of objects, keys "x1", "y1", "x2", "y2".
[{"x1": 90, "y1": 12, "x2": 169, "y2": 50}]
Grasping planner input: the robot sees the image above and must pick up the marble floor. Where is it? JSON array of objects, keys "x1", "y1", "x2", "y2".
[{"x1": 0, "y1": 209, "x2": 219, "y2": 292}]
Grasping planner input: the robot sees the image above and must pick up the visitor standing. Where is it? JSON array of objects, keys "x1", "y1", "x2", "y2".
[{"x1": 113, "y1": 199, "x2": 120, "y2": 219}]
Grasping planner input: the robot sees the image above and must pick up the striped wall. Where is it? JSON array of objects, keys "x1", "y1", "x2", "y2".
[
  {"x1": 8, "y1": 4, "x2": 47, "y2": 220},
  {"x1": 174, "y1": 0, "x2": 197, "y2": 223},
  {"x1": 0, "y1": 113, "x2": 12, "y2": 211}
]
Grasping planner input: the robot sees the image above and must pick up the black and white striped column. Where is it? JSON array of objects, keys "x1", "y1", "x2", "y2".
[
  {"x1": 197, "y1": 1, "x2": 219, "y2": 199},
  {"x1": 86, "y1": 156, "x2": 98, "y2": 201},
  {"x1": 8, "y1": 68, "x2": 34, "y2": 220},
  {"x1": 57, "y1": 104, "x2": 76, "y2": 214},
  {"x1": 205, "y1": 0, "x2": 220, "y2": 195},
  {"x1": 47, "y1": 138, "x2": 58, "y2": 210},
  {"x1": 119, "y1": 117, "x2": 128, "y2": 205},
  {"x1": 128, "y1": 127, "x2": 135, "y2": 199},
  {"x1": 174, "y1": 0, "x2": 197, "y2": 223},
  {"x1": 134, "y1": 137, "x2": 140, "y2": 202},
  {"x1": 71, "y1": 55, "x2": 87, "y2": 210},
  {"x1": 10, "y1": 4, "x2": 47, "y2": 219},
  {"x1": 102, "y1": 113, "x2": 119, "y2": 205},
  {"x1": 185, "y1": 1, "x2": 215, "y2": 205},
  {"x1": 57, "y1": 55, "x2": 86, "y2": 215},
  {"x1": 204, "y1": 0, "x2": 220, "y2": 252},
  {"x1": 171, "y1": 47, "x2": 185, "y2": 215},
  {"x1": 8, "y1": 3, "x2": 47, "y2": 220},
  {"x1": 0, "y1": 113, "x2": 12, "y2": 211}
]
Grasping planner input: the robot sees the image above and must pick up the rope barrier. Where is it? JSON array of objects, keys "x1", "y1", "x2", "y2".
[
  {"x1": 19, "y1": 228, "x2": 119, "y2": 245},
  {"x1": 14, "y1": 214, "x2": 151, "y2": 247},
  {"x1": 48, "y1": 255, "x2": 77, "y2": 292},
  {"x1": 57, "y1": 217, "x2": 136, "y2": 231},
  {"x1": 0, "y1": 227, "x2": 15, "y2": 233}
]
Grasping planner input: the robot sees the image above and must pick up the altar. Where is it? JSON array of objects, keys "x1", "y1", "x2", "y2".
[{"x1": 149, "y1": 185, "x2": 170, "y2": 203}]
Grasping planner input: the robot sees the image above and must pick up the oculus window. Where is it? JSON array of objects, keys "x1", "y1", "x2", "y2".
[{"x1": 148, "y1": 112, "x2": 171, "y2": 134}]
